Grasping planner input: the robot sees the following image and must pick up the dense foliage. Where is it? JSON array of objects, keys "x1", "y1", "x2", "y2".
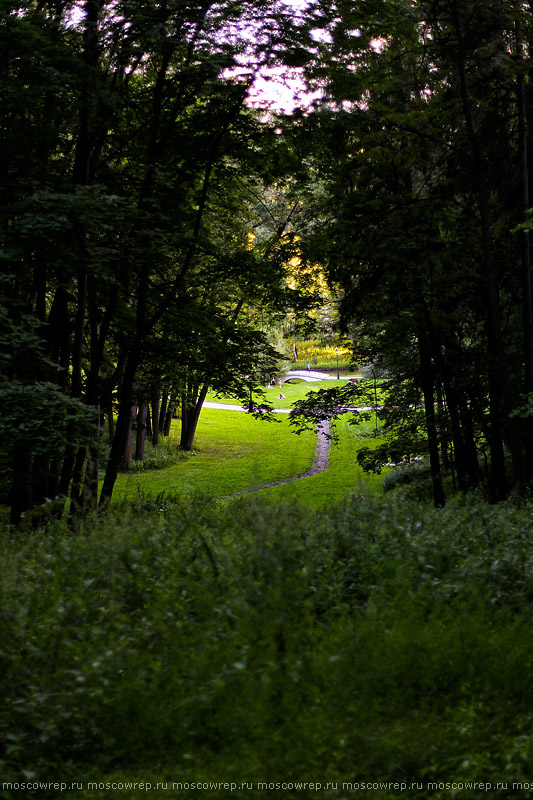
[
  {"x1": 290, "y1": 0, "x2": 533, "y2": 506},
  {"x1": 2, "y1": 493, "x2": 533, "y2": 797},
  {"x1": 1, "y1": 0, "x2": 313, "y2": 524},
  {"x1": 4, "y1": 0, "x2": 533, "y2": 521},
  {"x1": 4, "y1": 2, "x2": 533, "y2": 795}
]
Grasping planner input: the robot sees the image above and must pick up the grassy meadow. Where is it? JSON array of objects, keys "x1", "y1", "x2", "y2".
[
  {"x1": 114, "y1": 378, "x2": 384, "y2": 509},
  {"x1": 207, "y1": 375, "x2": 352, "y2": 409},
  {"x1": 254, "y1": 415, "x2": 384, "y2": 507},
  {"x1": 112, "y1": 408, "x2": 316, "y2": 503}
]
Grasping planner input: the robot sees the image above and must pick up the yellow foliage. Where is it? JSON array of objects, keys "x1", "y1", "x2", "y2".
[{"x1": 296, "y1": 340, "x2": 352, "y2": 361}]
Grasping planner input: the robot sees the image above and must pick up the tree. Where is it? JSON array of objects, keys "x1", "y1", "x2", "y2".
[
  {"x1": 289, "y1": 0, "x2": 533, "y2": 504},
  {"x1": 0, "y1": 0, "x2": 316, "y2": 523}
]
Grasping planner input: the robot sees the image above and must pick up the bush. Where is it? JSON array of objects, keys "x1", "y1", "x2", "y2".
[
  {"x1": 292, "y1": 339, "x2": 354, "y2": 373},
  {"x1": 127, "y1": 442, "x2": 187, "y2": 472},
  {"x1": 382, "y1": 459, "x2": 431, "y2": 492}
]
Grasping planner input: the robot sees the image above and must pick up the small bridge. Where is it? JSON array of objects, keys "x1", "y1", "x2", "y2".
[{"x1": 282, "y1": 370, "x2": 334, "y2": 383}]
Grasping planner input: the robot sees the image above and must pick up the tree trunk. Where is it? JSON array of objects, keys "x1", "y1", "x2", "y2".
[
  {"x1": 422, "y1": 304, "x2": 480, "y2": 491},
  {"x1": 159, "y1": 393, "x2": 169, "y2": 434},
  {"x1": 180, "y1": 393, "x2": 189, "y2": 449},
  {"x1": 83, "y1": 446, "x2": 99, "y2": 512},
  {"x1": 31, "y1": 455, "x2": 50, "y2": 508},
  {"x1": 180, "y1": 384, "x2": 209, "y2": 451},
  {"x1": 107, "y1": 401, "x2": 115, "y2": 444},
  {"x1": 452, "y1": 0, "x2": 523, "y2": 491},
  {"x1": 48, "y1": 458, "x2": 62, "y2": 500},
  {"x1": 47, "y1": 285, "x2": 72, "y2": 391},
  {"x1": 79, "y1": 404, "x2": 101, "y2": 514},
  {"x1": 487, "y1": 344, "x2": 507, "y2": 501},
  {"x1": 135, "y1": 403, "x2": 148, "y2": 461},
  {"x1": 418, "y1": 333, "x2": 445, "y2": 507},
  {"x1": 123, "y1": 404, "x2": 138, "y2": 470},
  {"x1": 517, "y1": 52, "x2": 533, "y2": 485},
  {"x1": 9, "y1": 450, "x2": 32, "y2": 526},
  {"x1": 68, "y1": 445, "x2": 88, "y2": 526},
  {"x1": 151, "y1": 391, "x2": 160, "y2": 446},
  {"x1": 163, "y1": 401, "x2": 174, "y2": 436},
  {"x1": 54, "y1": 0, "x2": 103, "y2": 523},
  {"x1": 435, "y1": 382, "x2": 450, "y2": 473},
  {"x1": 146, "y1": 404, "x2": 152, "y2": 440}
]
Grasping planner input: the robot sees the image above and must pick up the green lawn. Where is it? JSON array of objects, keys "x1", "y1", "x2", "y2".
[
  {"x1": 209, "y1": 377, "x2": 385, "y2": 411},
  {"x1": 208, "y1": 377, "x2": 347, "y2": 410},
  {"x1": 112, "y1": 381, "x2": 387, "y2": 509},
  {"x1": 254, "y1": 416, "x2": 386, "y2": 508},
  {"x1": 111, "y1": 408, "x2": 317, "y2": 503}
]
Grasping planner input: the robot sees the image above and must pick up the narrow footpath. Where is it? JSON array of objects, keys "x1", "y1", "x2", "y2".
[
  {"x1": 204, "y1": 385, "x2": 374, "y2": 495},
  {"x1": 248, "y1": 419, "x2": 331, "y2": 492},
  {"x1": 223, "y1": 419, "x2": 331, "y2": 498}
]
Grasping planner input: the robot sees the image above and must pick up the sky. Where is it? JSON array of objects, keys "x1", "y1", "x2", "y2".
[
  {"x1": 246, "y1": 66, "x2": 323, "y2": 114},
  {"x1": 240, "y1": 0, "x2": 328, "y2": 113}
]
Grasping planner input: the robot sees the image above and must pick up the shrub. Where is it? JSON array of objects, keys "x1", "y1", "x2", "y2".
[
  {"x1": 382, "y1": 459, "x2": 431, "y2": 492},
  {"x1": 292, "y1": 339, "x2": 354, "y2": 372},
  {"x1": 127, "y1": 440, "x2": 187, "y2": 472}
]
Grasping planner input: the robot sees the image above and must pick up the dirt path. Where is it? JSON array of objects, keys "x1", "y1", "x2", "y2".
[
  {"x1": 225, "y1": 419, "x2": 331, "y2": 498},
  {"x1": 205, "y1": 391, "x2": 378, "y2": 498}
]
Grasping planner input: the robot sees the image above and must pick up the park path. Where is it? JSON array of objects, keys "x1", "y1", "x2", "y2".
[
  {"x1": 203, "y1": 401, "x2": 334, "y2": 493},
  {"x1": 203, "y1": 401, "x2": 291, "y2": 413},
  {"x1": 204, "y1": 395, "x2": 371, "y2": 496},
  {"x1": 204, "y1": 389, "x2": 374, "y2": 495},
  {"x1": 204, "y1": 380, "x2": 377, "y2": 496},
  {"x1": 247, "y1": 418, "x2": 331, "y2": 493},
  {"x1": 219, "y1": 418, "x2": 331, "y2": 498}
]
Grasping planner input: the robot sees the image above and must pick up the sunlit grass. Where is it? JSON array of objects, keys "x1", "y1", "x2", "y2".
[
  {"x1": 111, "y1": 409, "x2": 317, "y2": 503},
  {"x1": 254, "y1": 416, "x2": 387, "y2": 508},
  {"x1": 112, "y1": 380, "x2": 387, "y2": 507},
  {"x1": 208, "y1": 377, "x2": 342, "y2": 408},
  {"x1": 208, "y1": 378, "x2": 366, "y2": 410}
]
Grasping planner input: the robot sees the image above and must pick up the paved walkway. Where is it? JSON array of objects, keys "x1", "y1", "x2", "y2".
[
  {"x1": 204, "y1": 401, "x2": 377, "y2": 413},
  {"x1": 203, "y1": 401, "x2": 291, "y2": 413},
  {"x1": 282, "y1": 369, "x2": 333, "y2": 382},
  {"x1": 282, "y1": 370, "x2": 361, "y2": 383}
]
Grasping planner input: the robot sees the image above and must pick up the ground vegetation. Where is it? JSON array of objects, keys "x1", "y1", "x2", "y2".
[{"x1": 2, "y1": 493, "x2": 533, "y2": 798}]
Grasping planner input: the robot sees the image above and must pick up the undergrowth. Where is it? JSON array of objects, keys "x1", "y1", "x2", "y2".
[
  {"x1": 126, "y1": 440, "x2": 188, "y2": 472},
  {"x1": 1, "y1": 493, "x2": 533, "y2": 798}
]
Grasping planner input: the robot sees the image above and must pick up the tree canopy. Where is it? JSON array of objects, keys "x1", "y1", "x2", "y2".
[
  {"x1": 2, "y1": 0, "x2": 533, "y2": 522},
  {"x1": 289, "y1": 0, "x2": 533, "y2": 506}
]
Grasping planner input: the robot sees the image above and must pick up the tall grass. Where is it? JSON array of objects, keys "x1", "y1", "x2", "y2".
[{"x1": 2, "y1": 493, "x2": 533, "y2": 798}]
